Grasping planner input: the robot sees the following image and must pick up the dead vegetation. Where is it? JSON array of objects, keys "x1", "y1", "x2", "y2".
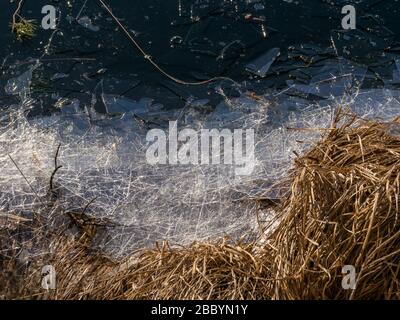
[
  {"x1": 10, "y1": 0, "x2": 37, "y2": 42},
  {"x1": 0, "y1": 110, "x2": 399, "y2": 299}
]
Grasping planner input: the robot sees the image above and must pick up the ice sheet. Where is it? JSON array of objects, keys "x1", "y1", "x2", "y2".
[{"x1": 2, "y1": 49, "x2": 400, "y2": 257}]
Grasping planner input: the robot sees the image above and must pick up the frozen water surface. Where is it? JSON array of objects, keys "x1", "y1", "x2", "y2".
[{"x1": 1, "y1": 0, "x2": 400, "y2": 257}]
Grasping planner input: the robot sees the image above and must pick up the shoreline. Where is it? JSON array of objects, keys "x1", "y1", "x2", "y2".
[{"x1": 1, "y1": 109, "x2": 399, "y2": 300}]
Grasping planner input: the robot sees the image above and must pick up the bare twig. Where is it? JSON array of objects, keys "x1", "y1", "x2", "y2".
[
  {"x1": 11, "y1": 0, "x2": 25, "y2": 32},
  {"x1": 97, "y1": 0, "x2": 235, "y2": 86},
  {"x1": 49, "y1": 144, "x2": 62, "y2": 195},
  {"x1": 81, "y1": 196, "x2": 98, "y2": 217}
]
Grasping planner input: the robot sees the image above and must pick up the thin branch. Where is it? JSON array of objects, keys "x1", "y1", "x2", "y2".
[
  {"x1": 49, "y1": 144, "x2": 62, "y2": 195},
  {"x1": 12, "y1": 0, "x2": 25, "y2": 32},
  {"x1": 81, "y1": 196, "x2": 98, "y2": 216},
  {"x1": 97, "y1": 0, "x2": 234, "y2": 86}
]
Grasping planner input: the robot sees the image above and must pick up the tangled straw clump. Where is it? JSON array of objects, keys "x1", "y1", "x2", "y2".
[
  {"x1": 119, "y1": 240, "x2": 272, "y2": 300},
  {"x1": 11, "y1": 19, "x2": 37, "y2": 42},
  {"x1": 0, "y1": 110, "x2": 399, "y2": 299},
  {"x1": 266, "y1": 111, "x2": 400, "y2": 299},
  {"x1": 10, "y1": 0, "x2": 36, "y2": 42}
]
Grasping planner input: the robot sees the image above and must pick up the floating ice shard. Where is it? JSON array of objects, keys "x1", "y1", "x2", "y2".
[
  {"x1": 285, "y1": 58, "x2": 367, "y2": 99},
  {"x1": 77, "y1": 16, "x2": 100, "y2": 32},
  {"x1": 254, "y1": 3, "x2": 265, "y2": 10},
  {"x1": 101, "y1": 94, "x2": 151, "y2": 115},
  {"x1": 4, "y1": 67, "x2": 35, "y2": 101},
  {"x1": 245, "y1": 48, "x2": 280, "y2": 78},
  {"x1": 5, "y1": 71, "x2": 30, "y2": 95},
  {"x1": 50, "y1": 73, "x2": 69, "y2": 81},
  {"x1": 56, "y1": 98, "x2": 80, "y2": 114},
  {"x1": 190, "y1": 99, "x2": 210, "y2": 107}
]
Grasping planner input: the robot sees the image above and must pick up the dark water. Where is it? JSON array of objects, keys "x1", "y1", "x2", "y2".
[{"x1": 1, "y1": 0, "x2": 400, "y2": 113}]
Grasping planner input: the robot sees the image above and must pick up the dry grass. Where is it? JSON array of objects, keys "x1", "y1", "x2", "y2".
[
  {"x1": 10, "y1": 1, "x2": 36, "y2": 42},
  {"x1": 265, "y1": 111, "x2": 400, "y2": 299},
  {"x1": 11, "y1": 19, "x2": 37, "y2": 41},
  {"x1": 1, "y1": 110, "x2": 399, "y2": 300}
]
